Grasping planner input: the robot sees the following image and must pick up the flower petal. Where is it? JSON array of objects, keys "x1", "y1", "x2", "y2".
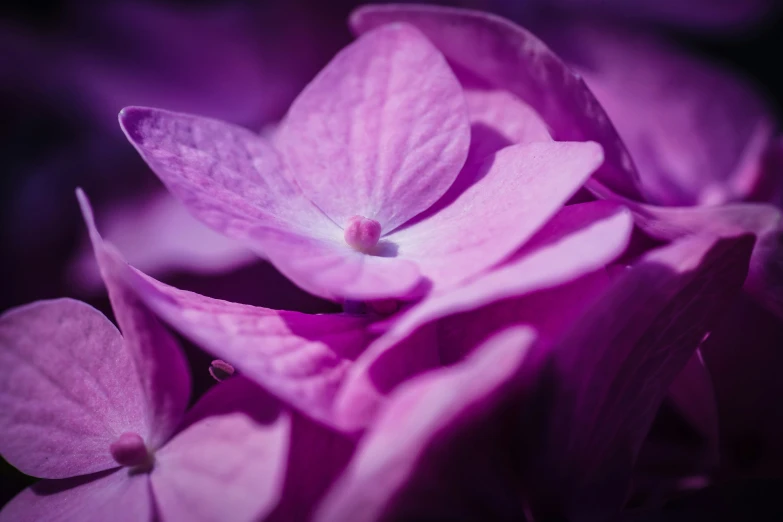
[
  {"x1": 278, "y1": 23, "x2": 470, "y2": 232},
  {"x1": 0, "y1": 469, "x2": 153, "y2": 522},
  {"x1": 77, "y1": 191, "x2": 373, "y2": 429},
  {"x1": 118, "y1": 107, "x2": 423, "y2": 301},
  {"x1": 537, "y1": 19, "x2": 774, "y2": 206},
  {"x1": 336, "y1": 201, "x2": 633, "y2": 430},
  {"x1": 388, "y1": 141, "x2": 604, "y2": 291},
  {"x1": 532, "y1": 233, "x2": 754, "y2": 519},
  {"x1": 350, "y1": 4, "x2": 642, "y2": 200},
  {"x1": 70, "y1": 189, "x2": 256, "y2": 291},
  {"x1": 0, "y1": 300, "x2": 147, "y2": 478},
  {"x1": 78, "y1": 190, "x2": 190, "y2": 448},
  {"x1": 315, "y1": 327, "x2": 537, "y2": 522},
  {"x1": 152, "y1": 377, "x2": 289, "y2": 522}
]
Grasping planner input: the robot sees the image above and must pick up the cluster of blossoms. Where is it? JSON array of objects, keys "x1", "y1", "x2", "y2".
[{"x1": 2, "y1": 3, "x2": 782, "y2": 521}]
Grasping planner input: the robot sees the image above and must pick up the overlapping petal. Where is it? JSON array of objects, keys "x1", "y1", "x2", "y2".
[
  {"x1": 0, "y1": 300, "x2": 147, "y2": 478},
  {"x1": 278, "y1": 22, "x2": 470, "y2": 232},
  {"x1": 79, "y1": 190, "x2": 191, "y2": 448},
  {"x1": 349, "y1": 4, "x2": 642, "y2": 200},
  {"x1": 151, "y1": 377, "x2": 289, "y2": 522}
]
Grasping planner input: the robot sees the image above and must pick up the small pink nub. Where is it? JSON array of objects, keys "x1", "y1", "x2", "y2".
[
  {"x1": 110, "y1": 432, "x2": 149, "y2": 468},
  {"x1": 344, "y1": 215, "x2": 382, "y2": 251}
]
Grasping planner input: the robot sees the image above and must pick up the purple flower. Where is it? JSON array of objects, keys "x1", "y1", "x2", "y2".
[
  {"x1": 0, "y1": 243, "x2": 289, "y2": 520},
  {"x1": 117, "y1": 22, "x2": 604, "y2": 302}
]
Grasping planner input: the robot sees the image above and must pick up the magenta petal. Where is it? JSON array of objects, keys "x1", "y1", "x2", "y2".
[
  {"x1": 350, "y1": 4, "x2": 642, "y2": 200},
  {"x1": 539, "y1": 20, "x2": 773, "y2": 206},
  {"x1": 388, "y1": 141, "x2": 604, "y2": 291},
  {"x1": 336, "y1": 201, "x2": 633, "y2": 430},
  {"x1": 152, "y1": 377, "x2": 289, "y2": 522},
  {"x1": 0, "y1": 470, "x2": 153, "y2": 522},
  {"x1": 78, "y1": 190, "x2": 190, "y2": 448},
  {"x1": 0, "y1": 300, "x2": 148, "y2": 478},
  {"x1": 535, "y1": 233, "x2": 754, "y2": 519},
  {"x1": 278, "y1": 23, "x2": 470, "y2": 232},
  {"x1": 315, "y1": 327, "x2": 537, "y2": 522}
]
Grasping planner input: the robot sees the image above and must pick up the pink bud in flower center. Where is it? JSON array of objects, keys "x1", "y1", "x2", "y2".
[
  {"x1": 110, "y1": 432, "x2": 151, "y2": 469},
  {"x1": 344, "y1": 215, "x2": 382, "y2": 251}
]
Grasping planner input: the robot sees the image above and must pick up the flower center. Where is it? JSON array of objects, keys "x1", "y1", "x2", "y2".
[
  {"x1": 344, "y1": 215, "x2": 381, "y2": 251},
  {"x1": 110, "y1": 432, "x2": 152, "y2": 470}
]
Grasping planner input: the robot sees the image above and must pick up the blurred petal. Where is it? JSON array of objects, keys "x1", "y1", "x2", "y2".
[
  {"x1": 315, "y1": 327, "x2": 537, "y2": 522},
  {"x1": 0, "y1": 300, "x2": 146, "y2": 478},
  {"x1": 350, "y1": 4, "x2": 642, "y2": 200},
  {"x1": 0, "y1": 470, "x2": 153, "y2": 522},
  {"x1": 152, "y1": 377, "x2": 289, "y2": 522},
  {"x1": 388, "y1": 141, "x2": 604, "y2": 291},
  {"x1": 532, "y1": 234, "x2": 754, "y2": 519},
  {"x1": 79, "y1": 190, "x2": 190, "y2": 448},
  {"x1": 536, "y1": 19, "x2": 774, "y2": 206},
  {"x1": 278, "y1": 23, "x2": 470, "y2": 232},
  {"x1": 70, "y1": 190, "x2": 256, "y2": 291}
]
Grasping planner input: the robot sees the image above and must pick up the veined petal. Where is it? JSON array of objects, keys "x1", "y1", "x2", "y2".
[
  {"x1": 0, "y1": 470, "x2": 153, "y2": 522},
  {"x1": 336, "y1": 201, "x2": 633, "y2": 430},
  {"x1": 350, "y1": 4, "x2": 642, "y2": 200},
  {"x1": 152, "y1": 378, "x2": 289, "y2": 522},
  {"x1": 0, "y1": 300, "x2": 147, "y2": 478},
  {"x1": 278, "y1": 23, "x2": 470, "y2": 232},
  {"x1": 79, "y1": 190, "x2": 190, "y2": 448},
  {"x1": 388, "y1": 141, "x2": 604, "y2": 292}
]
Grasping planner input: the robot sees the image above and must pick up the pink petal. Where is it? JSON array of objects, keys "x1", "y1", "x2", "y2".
[
  {"x1": 336, "y1": 201, "x2": 633, "y2": 430},
  {"x1": 152, "y1": 377, "x2": 289, "y2": 522},
  {"x1": 0, "y1": 469, "x2": 153, "y2": 522},
  {"x1": 315, "y1": 327, "x2": 537, "y2": 522},
  {"x1": 537, "y1": 19, "x2": 773, "y2": 206},
  {"x1": 75, "y1": 194, "x2": 373, "y2": 429},
  {"x1": 388, "y1": 141, "x2": 604, "y2": 291},
  {"x1": 534, "y1": 233, "x2": 754, "y2": 518},
  {"x1": 70, "y1": 189, "x2": 256, "y2": 291},
  {"x1": 462, "y1": 80, "x2": 552, "y2": 167},
  {"x1": 277, "y1": 23, "x2": 470, "y2": 232},
  {"x1": 118, "y1": 106, "x2": 423, "y2": 301},
  {"x1": 349, "y1": 4, "x2": 642, "y2": 200},
  {"x1": 78, "y1": 190, "x2": 191, "y2": 448},
  {"x1": 0, "y1": 300, "x2": 147, "y2": 478}
]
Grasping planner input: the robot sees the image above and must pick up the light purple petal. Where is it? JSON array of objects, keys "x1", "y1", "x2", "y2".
[
  {"x1": 350, "y1": 4, "x2": 642, "y2": 200},
  {"x1": 278, "y1": 23, "x2": 470, "y2": 232},
  {"x1": 75, "y1": 192, "x2": 373, "y2": 429},
  {"x1": 336, "y1": 201, "x2": 633, "y2": 430},
  {"x1": 70, "y1": 189, "x2": 256, "y2": 291},
  {"x1": 152, "y1": 377, "x2": 289, "y2": 522},
  {"x1": 536, "y1": 19, "x2": 774, "y2": 206},
  {"x1": 118, "y1": 107, "x2": 423, "y2": 301},
  {"x1": 0, "y1": 470, "x2": 153, "y2": 522},
  {"x1": 533, "y1": 233, "x2": 754, "y2": 519},
  {"x1": 78, "y1": 190, "x2": 191, "y2": 448},
  {"x1": 0, "y1": 300, "x2": 147, "y2": 478},
  {"x1": 315, "y1": 327, "x2": 537, "y2": 522},
  {"x1": 388, "y1": 141, "x2": 604, "y2": 291}
]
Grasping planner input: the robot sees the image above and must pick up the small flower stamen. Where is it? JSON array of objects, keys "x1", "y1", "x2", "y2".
[
  {"x1": 344, "y1": 215, "x2": 382, "y2": 251},
  {"x1": 209, "y1": 359, "x2": 235, "y2": 382},
  {"x1": 110, "y1": 432, "x2": 152, "y2": 470}
]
